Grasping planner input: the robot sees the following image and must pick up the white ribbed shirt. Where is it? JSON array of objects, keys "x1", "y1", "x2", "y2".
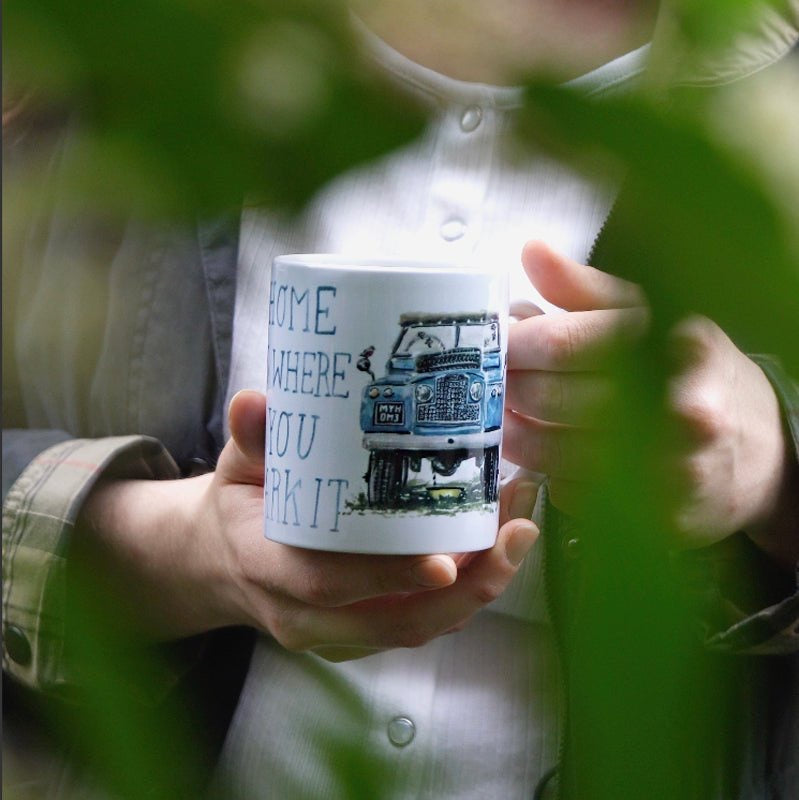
[{"x1": 215, "y1": 31, "x2": 647, "y2": 800}]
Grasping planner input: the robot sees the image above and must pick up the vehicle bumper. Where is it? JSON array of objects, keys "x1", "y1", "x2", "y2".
[{"x1": 362, "y1": 429, "x2": 501, "y2": 451}]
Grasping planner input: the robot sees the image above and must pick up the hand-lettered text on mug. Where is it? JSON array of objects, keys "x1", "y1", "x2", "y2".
[{"x1": 266, "y1": 281, "x2": 353, "y2": 533}]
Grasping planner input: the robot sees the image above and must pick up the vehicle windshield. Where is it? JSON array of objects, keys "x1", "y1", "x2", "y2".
[{"x1": 394, "y1": 322, "x2": 499, "y2": 356}]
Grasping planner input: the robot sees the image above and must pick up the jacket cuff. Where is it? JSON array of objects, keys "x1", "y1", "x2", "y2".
[
  {"x1": 704, "y1": 590, "x2": 799, "y2": 654},
  {"x1": 2, "y1": 436, "x2": 181, "y2": 694}
]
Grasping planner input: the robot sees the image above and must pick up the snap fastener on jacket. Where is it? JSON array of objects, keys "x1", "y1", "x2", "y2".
[
  {"x1": 563, "y1": 536, "x2": 582, "y2": 560},
  {"x1": 4, "y1": 624, "x2": 32, "y2": 666}
]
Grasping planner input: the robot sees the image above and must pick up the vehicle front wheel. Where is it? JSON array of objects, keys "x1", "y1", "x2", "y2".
[{"x1": 367, "y1": 451, "x2": 409, "y2": 508}]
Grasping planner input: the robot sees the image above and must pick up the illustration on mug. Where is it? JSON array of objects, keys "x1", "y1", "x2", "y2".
[{"x1": 356, "y1": 311, "x2": 503, "y2": 512}]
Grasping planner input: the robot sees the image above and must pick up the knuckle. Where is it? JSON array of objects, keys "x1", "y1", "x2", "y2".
[
  {"x1": 473, "y1": 579, "x2": 505, "y2": 606},
  {"x1": 267, "y1": 607, "x2": 307, "y2": 652},
  {"x1": 545, "y1": 320, "x2": 576, "y2": 367},
  {"x1": 299, "y1": 566, "x2": 342, "y2": 607},
  {"x1": 672, "y1": 316, "x2": 715, "y2": 362},
  {"x1": 672, "y1": 390, "x2": 727, "y2": 442},
  {"x1": 679, "y1": 453, "x2": 709, "y2": 493}
]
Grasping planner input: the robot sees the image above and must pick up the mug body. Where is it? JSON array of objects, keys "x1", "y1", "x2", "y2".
[{"x1": 265, "y1": 254, "x2": 508, "y2": 554}]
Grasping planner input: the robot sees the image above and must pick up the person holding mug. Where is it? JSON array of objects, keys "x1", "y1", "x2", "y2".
[{"x1": 3, "y1": 1, "x2": 798, "y2": 798}]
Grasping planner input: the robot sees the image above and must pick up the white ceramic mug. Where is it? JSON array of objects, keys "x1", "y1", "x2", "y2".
[{"x1": 264, "y1": 254, "x2": 508, "y2": 554}]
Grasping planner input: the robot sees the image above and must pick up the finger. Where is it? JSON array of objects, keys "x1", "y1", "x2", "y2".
[
  {"x1": 510, "y1": 299, "x2": 545, "y2": 321},
  {"x1": 502, "y1": 409, "x2": 604, "y2": 480},
  {"x1": 270, "y1": 546, "x2": 458, "y2": 608},
  {"x1": 499, "y1": 476, "x2": 541, "y2": 528},
  {"x1": 293, "y1": 518, "x2": 538, "y2": 651},
  {"x1": 664, "y1": 320, "x2": 731, "y2": 448},
  {"x1": 665, "y1": 368, "x2": 724, "y2": 448},
  {"x1": 522, "y1": 240, "x2": 645, "y2": 310},
  {"x1": 229, "y1": 390, "x2": 267, "y2": 459},
  {"x1": 507, "y1": 307, "x2": 649, "y2": 371},
  {"x1": 506, "y1": 369, "x2": 615, "y2": 426},
  {"x1": 668, "y1": 315, "x2": 727, "y2": 370},
  {"x1": 218, "y1": 390, "x2": 267, "y2": 485}
]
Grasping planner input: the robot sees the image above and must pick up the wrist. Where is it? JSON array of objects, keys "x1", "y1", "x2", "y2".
[{"x1": 74, "y1": 474, "x2": 225, "y2": 640}]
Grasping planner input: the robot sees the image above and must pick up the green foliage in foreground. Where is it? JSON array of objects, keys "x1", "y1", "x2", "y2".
[
  {"x1": 4, "y1": 0, "x2": 426, "y2": 216},
  {"x1": 3, "y1": 1, "x2": 797, "y2": 799}
]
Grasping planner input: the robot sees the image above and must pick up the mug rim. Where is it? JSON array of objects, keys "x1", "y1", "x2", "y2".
[{"x1": 273, "y1": 253, "x2": 495, "y2": 275}]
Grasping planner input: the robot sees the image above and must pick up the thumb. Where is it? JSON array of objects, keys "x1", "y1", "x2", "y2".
[
  {"x1": 218, "y1": 390, "x2": 267, "y2": 485},
  {"x1": 521, "y1": 240, "x2": 644, "y2": 311}
]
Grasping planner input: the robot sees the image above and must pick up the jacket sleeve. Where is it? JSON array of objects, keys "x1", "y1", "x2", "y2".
[
  {"x1": 2, "y1": 434, "x2": 184, "y2": 695},
  {"x1": 3, "y1": 104, "x2": 229, "y2": 701}
]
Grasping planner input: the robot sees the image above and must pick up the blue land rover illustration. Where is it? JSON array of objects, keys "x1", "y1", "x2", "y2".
[{"x1": 357, "y1": 311, "x2": 503, "y2": 508}]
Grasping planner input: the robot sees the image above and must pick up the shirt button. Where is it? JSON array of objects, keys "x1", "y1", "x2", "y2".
[
  {"x1": 440, "y1": 217, "x2": 466, "y2": 241},
  {"x1": 460, "y1": 105, "x2": 483, "y2": 132},
  {"x1": 4, "y1": 624, "x2": 32, "y2": 666},
  {"x1": 387, "y1": 715, "x2": 416, "y2": 747}
]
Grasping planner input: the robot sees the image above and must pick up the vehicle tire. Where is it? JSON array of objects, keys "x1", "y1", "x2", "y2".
[
  {"x1": 368, "y1": 451, "x2": 409, "y2": 507},
  {"x1": 483, "y1": 445, "x2": 499, "y2": 503}
]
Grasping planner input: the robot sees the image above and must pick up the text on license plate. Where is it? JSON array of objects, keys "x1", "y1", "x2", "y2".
[{"x1": 374, "y1": 402, "x2": 405, "y2": 425}]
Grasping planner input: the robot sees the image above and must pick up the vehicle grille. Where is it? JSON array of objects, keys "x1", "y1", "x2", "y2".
[
  {"x1": 416, "y1": 348, "x2": 481, "y2": 373},
  {"x1": 416, "y1": 374, "x2": 480, "y2": 423}
]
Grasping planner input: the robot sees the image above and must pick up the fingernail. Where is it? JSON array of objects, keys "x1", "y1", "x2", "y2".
[
  {"x1": 505, "y1": 522, "x2": 537, "y2": 566},
  {"x1": 227, "y1": 390, "x2": 245, "y2": 423},
  {"x1": 509, "y1": 481, "x2": 538, "y2": 521},
  {"x1": 410, "y1": 556, "x2": 457, "y2": 588}
]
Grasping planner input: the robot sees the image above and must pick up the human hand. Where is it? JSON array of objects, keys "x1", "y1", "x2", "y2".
[
  {"x1": 504, "y1": 241, "x2": 793, "y2": 552},
  {"x1": 80, "y1": 391, "x2": 539, "y2": 656},
  {"x1": 663, "y1": 316, "x2": 794, "y2": 557},
  {"x1": 193, "y1": 390, "x2": 540, "y2": 660}
]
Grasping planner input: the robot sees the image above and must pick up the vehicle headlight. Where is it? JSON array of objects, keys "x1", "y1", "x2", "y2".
[
  {"x1": 368, "y1": 387, "x2": 380, "y2": 398},
  {"x1": 383, "y1": 387, "x2": 394, "y2": 397},
  {"x1": 469, "y1": 381, "x2": 484, "y2": 401},
  {"x1": 415, "y1": 384, "x2": 433, "y2": 402}
]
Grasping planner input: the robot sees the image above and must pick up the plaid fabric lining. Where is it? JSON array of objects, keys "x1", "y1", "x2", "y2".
[{"x1": 2, "y1": 436, "x2": 180, "y2": 691}]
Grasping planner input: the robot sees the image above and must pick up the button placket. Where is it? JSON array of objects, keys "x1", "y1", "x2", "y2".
[{"x1": 421, "y1": 101, "x2": 496, "y2": 251}]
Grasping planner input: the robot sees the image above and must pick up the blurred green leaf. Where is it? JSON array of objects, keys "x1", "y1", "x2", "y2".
[
  {"x1": 4, "y1": 0, "x2": 428, "y2": 216},
  {"x1": 516, "y1": 33, "x2": 799, "y2": 798},
  {"x1": 515, "y1": 79, "x2": 799, "y2": 372},
  {"x1": 58, "y1": 558, "x2": 205, "y2": 800},
  {"x1": 665, "y1": 0, "x2": 772, "y2": 47}
]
